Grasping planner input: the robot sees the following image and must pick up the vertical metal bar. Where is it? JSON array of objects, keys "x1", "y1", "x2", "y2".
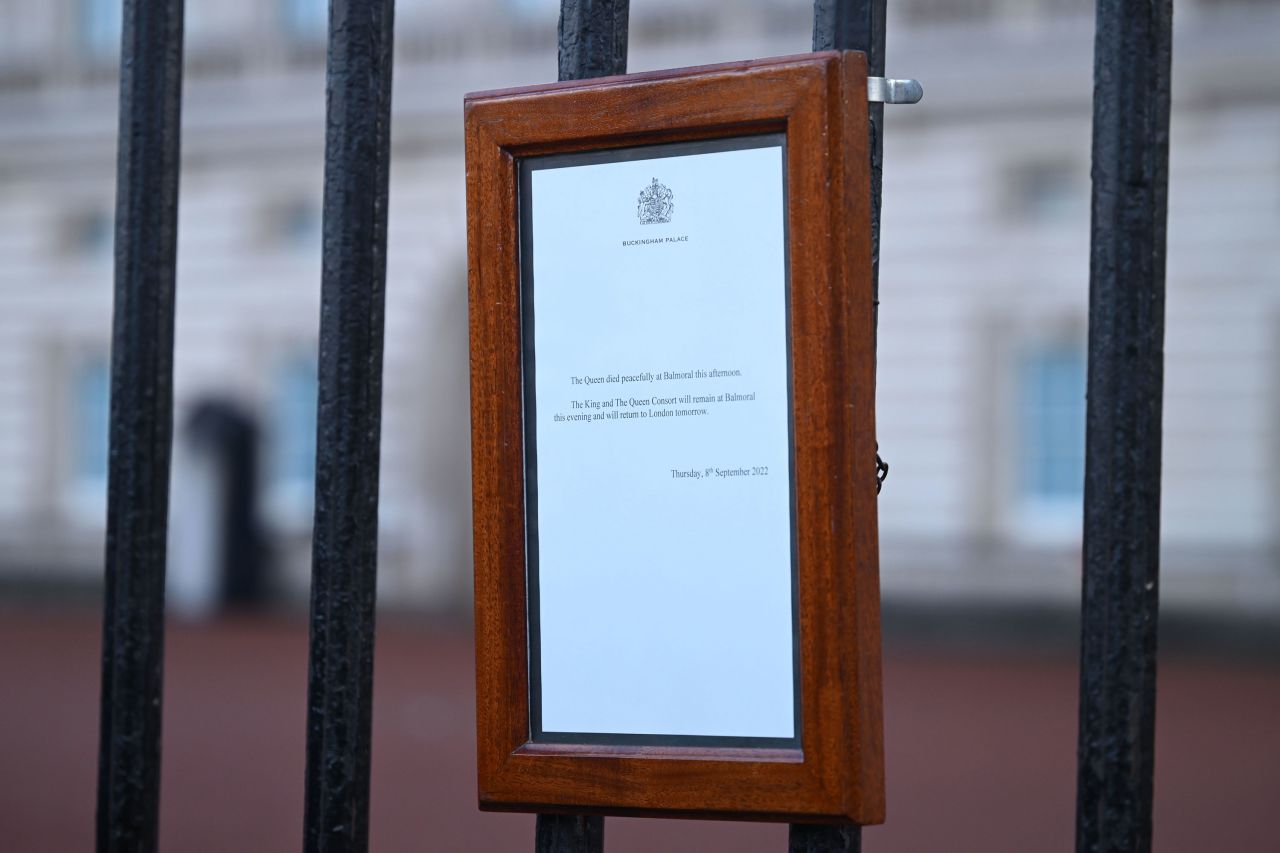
[
  {"x1": 1075, "y1": 1, "x2": 1172, "y2": 852},
  {"x1": 790, "y1": 824, "x2": 861, "y2": 853},
  {"x1": 94, "y1": 0, "x2": 184, "y2": 850},
  {"x1": 794, "y1": 2, "x2": 885, "y2": 849},
  {"x1": 537, "y1": 814, "x2": 606, "y2": 853},
  {"x1": 531, "y1": 4, "x2": 630, "y2": 851},
  {"x1": 813, "y1": 0, "x2": 885, "y2": 348},
  {"x1": 301, "y1": 1, "x2": 396, "y2": 851},
  {"x1": 557, "y1": 0, "x2": 630, "y2": 82}
]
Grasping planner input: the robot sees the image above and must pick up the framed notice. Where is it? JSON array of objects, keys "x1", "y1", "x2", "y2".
[{"x1": 466, "y1": 52, "x2": 883, "y2": 824}]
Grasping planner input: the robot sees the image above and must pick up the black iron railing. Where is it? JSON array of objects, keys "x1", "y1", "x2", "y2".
[
  {"x1": 300, "y1": 2, "x2": 396, "y2": 852},
  {"x1": 1075, "y1": 2, "x2": 1172, "y2": 851},
  {"x1": 91, "y1": 1, "x2": 1172, "y2": 852},
  {"x1": 95, "y1": 1, "x2": 183, "y2": 850}
]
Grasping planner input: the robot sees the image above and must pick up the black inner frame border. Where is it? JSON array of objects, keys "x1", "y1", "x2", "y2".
[{"x1": 518, "y1": 133, "x2": 800, "y2": 749}]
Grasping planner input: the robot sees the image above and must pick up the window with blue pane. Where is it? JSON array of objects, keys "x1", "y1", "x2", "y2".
[
  {"x1": 272, "y1": 355, "x2": 318, "y2": 491},
  {"x1": 504, "y1": 0, "x2": 561, "y2": 18},
  {"x1": 64, "y1": 208, "x2": 113, "y2": 258},
  {"x1": 1007, "y1": 160, "x2": 1083, "y2": 223},
  {"x1": 72, "y1": 357, "x2": 111, "y2": 486},
  {"x1": 1017, "y1": 344, "x2": 1086, "y2": 502},
  {"x1": 283, "y1": 0, "x2": 328, "y2": 39},
  {"x1": 277, "y1": 199, "x2": 321, "y2": 250},
  {"x1": 80, "y1": 0, "x2": 123, "y2": 58}
]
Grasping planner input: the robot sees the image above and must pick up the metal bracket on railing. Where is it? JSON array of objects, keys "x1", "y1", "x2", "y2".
[{"x1": 867, "y1": 77, "x2": 923, "y2": 104}]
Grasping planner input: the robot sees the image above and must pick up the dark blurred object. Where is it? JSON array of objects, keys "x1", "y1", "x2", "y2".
[{"x1": 171, "y1": 398, "x2": 268, "y2": 615}]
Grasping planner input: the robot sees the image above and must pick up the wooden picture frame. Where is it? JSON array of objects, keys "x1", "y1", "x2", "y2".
[{"x1": 466, "y1": 51, "x2": 883, "y2": 824}]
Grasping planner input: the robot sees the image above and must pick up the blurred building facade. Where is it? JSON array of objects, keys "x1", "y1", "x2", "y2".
[{"x1": 0, "y1": 0, "x2": 1276, "y2": 614}]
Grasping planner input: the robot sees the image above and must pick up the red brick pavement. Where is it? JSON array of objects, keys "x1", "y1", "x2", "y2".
[{"x1": 1, "y1": 605, "x2": 1276, "y2": 852}]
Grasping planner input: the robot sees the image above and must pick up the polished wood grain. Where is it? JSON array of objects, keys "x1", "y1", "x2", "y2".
[{"x1": 465, "y1": 51, "x2": 883, "y2": 825}]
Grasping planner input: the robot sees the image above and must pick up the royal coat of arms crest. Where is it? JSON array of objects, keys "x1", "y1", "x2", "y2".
[{"x1": 636, "y1": 178, "x2": 674, "y2": 225}]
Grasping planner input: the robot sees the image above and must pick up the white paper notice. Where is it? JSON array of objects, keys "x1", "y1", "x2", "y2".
[{"x1": 526, "y1": 137, "x2": 795, "y2": 741}]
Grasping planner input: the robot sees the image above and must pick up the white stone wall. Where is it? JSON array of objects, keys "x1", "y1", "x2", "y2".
[{"x1": 0, "y1": 0, "x2": 1275, "y2": 612}]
